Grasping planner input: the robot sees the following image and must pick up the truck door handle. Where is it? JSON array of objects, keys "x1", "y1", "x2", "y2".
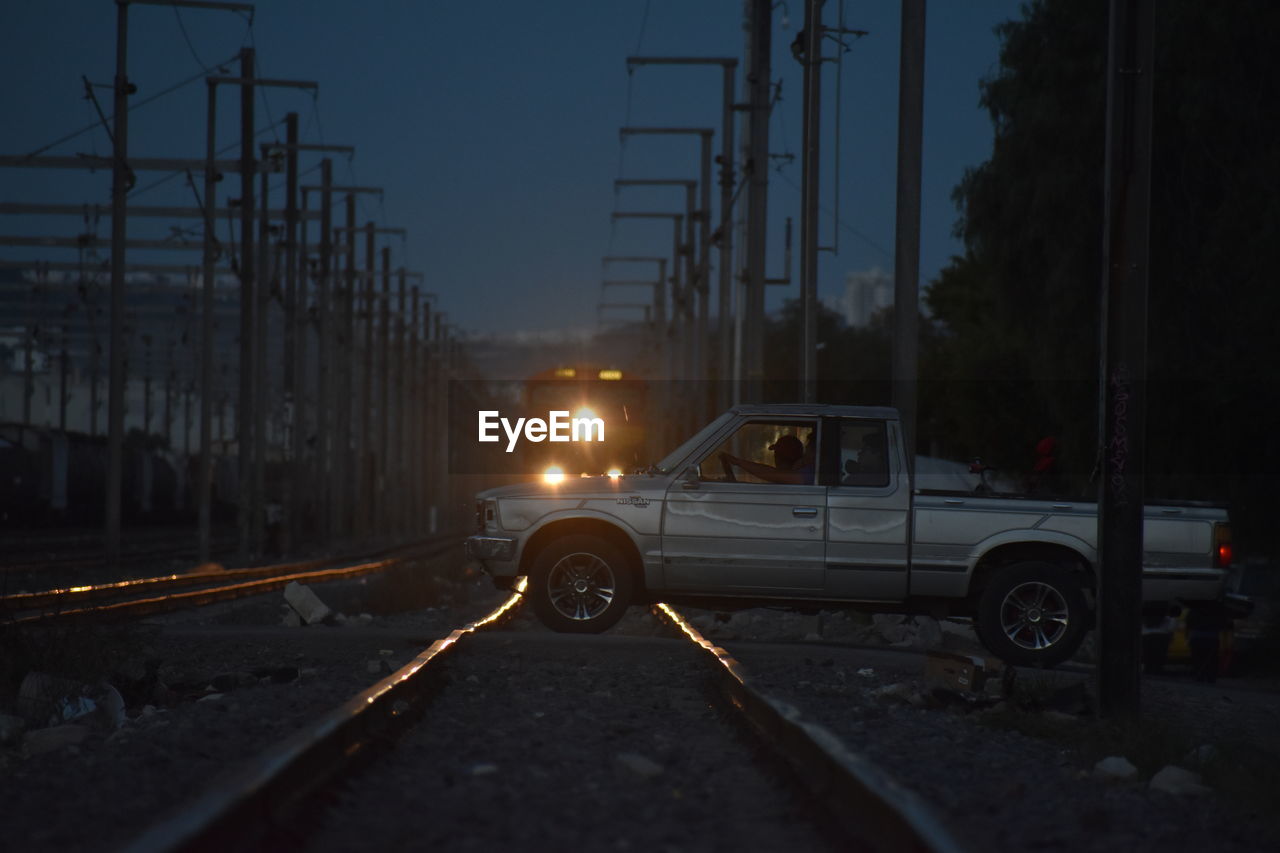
[{"x1": 792, "y1": 507, "x2": 818, "y2": 518}]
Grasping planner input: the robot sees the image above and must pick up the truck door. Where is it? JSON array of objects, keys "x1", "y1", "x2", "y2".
[
  {"x1": 661, "y1": 418, "x2": 826, "y2": 595},
  {"x1": 824, "y1": 417, "x2": 910, "y2": 600}
]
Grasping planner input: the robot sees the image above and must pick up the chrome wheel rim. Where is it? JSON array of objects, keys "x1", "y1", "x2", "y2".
[
  {"x1": 1000, "y1": 581, "x2": 1070, "y2": 651},
  {"x1": 547, "y1": 552, "x2": 616, "y2": 621}
]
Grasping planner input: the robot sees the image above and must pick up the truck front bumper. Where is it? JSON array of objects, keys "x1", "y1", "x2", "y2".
[{"x1": 465, "y1": 535, "x2": 517, "y2": 563}]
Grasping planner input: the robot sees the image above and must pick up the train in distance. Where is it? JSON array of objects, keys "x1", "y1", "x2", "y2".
[{"x1": 520, "y1": 365, "x2": 648, "y2": 484}]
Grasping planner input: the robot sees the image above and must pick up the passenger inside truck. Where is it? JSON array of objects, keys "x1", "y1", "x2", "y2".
[{"x1": 840, "y1": 422, "x2": 889, "y2": 487}]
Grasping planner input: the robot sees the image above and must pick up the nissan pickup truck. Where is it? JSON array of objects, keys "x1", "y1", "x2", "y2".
[{"x1": 466, "y1": 404, "x2": 1232, "y2": 666}]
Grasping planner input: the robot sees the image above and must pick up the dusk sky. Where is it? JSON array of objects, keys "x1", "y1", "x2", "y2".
[{"x1": 2, "y1": 1, "x2": 1027, "y2": 339}]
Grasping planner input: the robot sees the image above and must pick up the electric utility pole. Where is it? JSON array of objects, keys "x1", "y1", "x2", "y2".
[
  {"x1": 105, "y1": 0, "x2": 253, "y2": 562},
  {"x1": 625, "y1": 58, "x2": 736, "y2": 410},
  {"x1": 799, "y1": 0, "x2": 824, "y2": 403},
  {"x1": 743, "y1": 0, "x2": 772, "y2": 404},
  {"x1": 1097, "y1": 0, "x2": 1154, "y2": 720},
  {"x1": 892, "y1": 0, "x2": 926, "y2": 474},
  {"x1": 198, "y1": 57, "x2": 317, "y2": 563}
]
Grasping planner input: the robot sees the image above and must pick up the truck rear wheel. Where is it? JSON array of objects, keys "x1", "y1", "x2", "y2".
[
  {"x1": 976, "y1": 561, "x2": 1088, "y2": 667},
  {"x1": 528, "y1": 534, "x2": 634, "y2": 634}
]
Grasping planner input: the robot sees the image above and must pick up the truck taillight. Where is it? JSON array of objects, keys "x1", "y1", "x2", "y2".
[{"x1": 1213, "y1": 522, "x2": 1232, "y2": 568}]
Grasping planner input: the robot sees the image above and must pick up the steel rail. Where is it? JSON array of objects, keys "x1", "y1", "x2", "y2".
[
  {"x1": 3, "y1": 538, "x2": 461, "y2": 624},
  {"x1": 653, "y1": 603, "x2": 965, "y2": 853},
  {"x1": 122, "y1": 579, "x2": 527, "y2": 853},
  {"x1": 0, "y1": 537, "x2": 238, "y2": 576}
]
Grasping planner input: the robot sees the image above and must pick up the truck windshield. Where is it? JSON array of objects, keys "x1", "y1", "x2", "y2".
[{"x1": 652, "y1": 412, "x2": 736, "y2": 474}]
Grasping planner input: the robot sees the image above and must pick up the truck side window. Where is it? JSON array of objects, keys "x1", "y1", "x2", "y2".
[
  {"x1": 839, "y1": 420, "x2": 889, "y2": 487},
  {"x1": 701, "y1": 421, "x2": 816, "y2": 485}
]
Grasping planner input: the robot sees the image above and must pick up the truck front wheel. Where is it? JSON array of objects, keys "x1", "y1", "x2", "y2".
[
  {"x1": 528, "y1": 534, "x2": 634, "y2": 633},
  {"x1": 976, "y1": 561, "x2": 1088, "y2": 667}
]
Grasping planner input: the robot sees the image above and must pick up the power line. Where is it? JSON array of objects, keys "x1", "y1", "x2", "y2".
[
  {"x1": 20, "y1": 51, "x2": 241, "y2": 162},
  {"x1": 775, "y1": 170, "x2": 892, "y2": 261},
  {"x1": 127, "y1": 118, "x2": 287, "y2": 200},
  {"x1": 170, "y1": 2, "x2": 209, "y2": 71}
]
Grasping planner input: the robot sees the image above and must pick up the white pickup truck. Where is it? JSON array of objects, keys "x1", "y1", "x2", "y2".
[{"x1": 466, "y1": 405, "x2": 1231, "y2": 666}]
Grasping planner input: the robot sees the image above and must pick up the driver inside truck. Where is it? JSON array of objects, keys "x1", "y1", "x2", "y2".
[{"x1": 719, "y1": 434, "x2": 815, "y2": 485}]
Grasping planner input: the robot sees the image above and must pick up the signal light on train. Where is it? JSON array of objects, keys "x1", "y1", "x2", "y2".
[
  {"x1": 606, "y1": 468, "x2": 622, "y2": 479},
  {"x1": 598, "y1": 369, "x2": 623, "y2": 380},
  {"x1": 554, "y1": 367, "x2": 577, "y2": 378},
  {"x1": 543, "y1": 466, "x2": 566, "y2": 485}
]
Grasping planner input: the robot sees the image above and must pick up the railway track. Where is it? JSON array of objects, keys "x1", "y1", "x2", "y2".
[
  {"x1": 119, "y1": 592, "x2": 958, "y2": 853},
  {"x1": 0, "y1": 528, "x2": 238, "y2": 575},
  {"x1": 0, "y1": 537, "x2": 462, "y2": 625}
]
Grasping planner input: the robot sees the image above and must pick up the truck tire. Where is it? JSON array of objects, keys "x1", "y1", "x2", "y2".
[
  {"x1": 976, "y1": 561, "x2": 1088, "y2": 667},
  {"x1": 528, "y1": 534, "x2": 634, "y2": 634}
]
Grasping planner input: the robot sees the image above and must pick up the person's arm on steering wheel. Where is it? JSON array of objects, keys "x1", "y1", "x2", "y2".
[{"x1": 718, "y1": 452, "x2": 805, "y2": 485}]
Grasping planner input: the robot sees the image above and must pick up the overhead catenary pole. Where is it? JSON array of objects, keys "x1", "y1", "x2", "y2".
[
  {"x1": 613, "y1": 180, "x2": 699, "y2": 385},
  {"x1": 332, "y1": 193, "x2": 357, "y2": 537},
  {"x1": 315, "y1": 160, "x2": 334, "y2": 545},
  {"x1": 105, "y1": 0, "x2": 130, "y2": 561},
  {"x1": 1097, "y1": 0, "x2": 1155, "y2": 720},
  {"x1": 799, "y1": 0, "x2": 824, "y2": 404},
  {"x1": 390, "y1": 261, "x2": 406, "y2": 535},
  {"x1": 743, "y1": 0, "x2": 773, "y2": 405},
  {"x1": 282, "y1": 112, "x2": 300, "y2": 553},
  {"x1": 235, "y1": 47, "x2": 256, "y2": 559},
  {"x1": 198, "y1": 78, "x2": 217, "y2": 562},
  {"x1": 252, "y1": 140, "x2": 271, "y2": 555},
  {"x1": 625, "y1": 58, "x2": 735, "y2": 412},
  {"x1": 892, "y1": 0, "x2": 926, "y2": 474},
  {"x1": 359, "y1": 221, "x2": 376, "y2": 538},
  {"x1": 299, "y1": 183, "x2": 381, "y2": 541},
  {"x1": 102, "y1": 1, "x2": 258, "y2": 560},
  {"x1": 262, "y1": 134, "x2": 352, "y2": 552}
]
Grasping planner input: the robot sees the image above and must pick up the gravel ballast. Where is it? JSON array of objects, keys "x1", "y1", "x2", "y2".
[{"x1": 2, "y1": 564, "x2": 1277, "y2": 852}]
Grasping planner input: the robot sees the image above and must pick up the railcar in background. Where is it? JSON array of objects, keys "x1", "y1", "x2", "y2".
[{"x1": 520, "y1": 366, "x2": 649, "y2": 481}]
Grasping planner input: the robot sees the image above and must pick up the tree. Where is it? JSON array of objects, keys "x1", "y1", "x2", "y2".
[{"x1": 928, "y1": 0, "x2": 1280, "y2": 551}]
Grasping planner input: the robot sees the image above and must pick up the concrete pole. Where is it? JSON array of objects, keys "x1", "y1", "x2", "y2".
[
  {"x1": 892, "y1": 0, "x2": 925, "y2": 475},
  {"x1": 408, "y1": 285, "x2": 420, "y2": 531},
  {"x1": 142, "y1": 336, "x2": 153, "y2": 433},
  {"x1": 391, "y1": 264, "x2": 406, "y2": 536},
  {"x1": 744, "y1": 0, "x2": 772, "y2": 404},
  {"x1": 236, "y1": 47, "x2": 256, "y2": 560},
  {"x1": 316, "y1": 160, "x2": 334, "y2": 545},
  {"x1": 378, "y1": 249, "x2": 394, "y2": 535},
  {"x1": 800, "y1": 0, "x2": 824, "y2": 404},
  {"x1": 697, "y1": 133, "x2": 713, "y2": 419},
  {"x1": 283, "y1": 112, "x2": 300, "y2": 552},
  {"x1": 717, "y1": 64, "x2": 735, "y2": 411},
  {"x1": 359, "y1": 222, "x2": 376, "y2": 538},
  {"x1": 106, "y1": 0, "x2": 130, "y2": 561},
  {"x1": 198, "y1": 79, "x2": 218, "y2": 563},
  {"x1": 431, "y1": 312, "x2": 444, "y2": 534},
  {"x1": 1097, "y1": 0, "x2": 1154, "y2": 720},
  {"x1": 252, "y1": 141, "x2": 271, "y2": 555},
  {"x1": 332, "y1": 193, "x2": 356, "y2": 537}
]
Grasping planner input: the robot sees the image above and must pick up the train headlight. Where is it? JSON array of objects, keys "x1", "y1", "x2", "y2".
[{"x1": 606, "y1": 468, "x2": 622, "y2": 480}]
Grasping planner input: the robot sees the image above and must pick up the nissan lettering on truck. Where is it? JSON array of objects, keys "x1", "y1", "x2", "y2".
[{"x1": 465, "y1": 405, "x2": 1232, "y2": 667}]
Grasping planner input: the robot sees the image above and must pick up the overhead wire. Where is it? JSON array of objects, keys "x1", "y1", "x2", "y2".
[
  {"x1": 19, "y1": 51, "x2": 240, "y2": 162},
  {"x1": 127, "y1": 118, "x2": 287, "y2": 200},
  {"x1": 775, "y1": 170, "x2": 892, "y2": 261},
  {"x1": 608, "y1": 0, "x2": 652, "y2": 256},
  {"x1": 170, "y1": 2, "x2": 209, "y2": 70}
]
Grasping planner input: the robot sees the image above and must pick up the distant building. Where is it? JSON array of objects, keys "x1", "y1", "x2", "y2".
[{"x1": 832, "y1": 267, "x2": 892, "y2": 328}]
